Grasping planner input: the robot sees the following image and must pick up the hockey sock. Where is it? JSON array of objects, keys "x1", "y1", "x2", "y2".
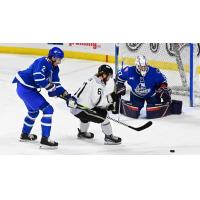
[
  {"x1": 101, "y1": 118, "x2": 112, "y2": 136},
  {"x1": 80, "y1": 122, "x2": 90, "y2": 132},
  {"x1": 22, "y1": 110, "x2": 39, "y2": 134},
  {"x1": 41, "y1": 105, "x2": 53, "y2": 138}
]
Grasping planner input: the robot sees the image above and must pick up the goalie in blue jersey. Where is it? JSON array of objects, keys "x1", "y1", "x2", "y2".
[
  {"x1": 12, "y1": 47, "x2": 77, "y2": 149},
  {"x1": 116, "y1": 55, "x2": 182, "y2": 119}
]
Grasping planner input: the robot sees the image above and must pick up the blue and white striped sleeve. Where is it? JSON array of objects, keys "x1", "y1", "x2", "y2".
[{"x1": 117, "y1": 66, "x2": 129, "y2": 83}]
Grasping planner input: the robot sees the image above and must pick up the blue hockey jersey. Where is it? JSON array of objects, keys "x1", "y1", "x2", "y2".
[
  {"x1": 12, "y1": 57, "x2": 65, "y2": 95},
  {"x1": 118, "y1": 65, "x2": 167, "y2": 99}
]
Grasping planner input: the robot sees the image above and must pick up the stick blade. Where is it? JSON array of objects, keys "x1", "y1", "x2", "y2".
[{"x1": 129, "y1": 121, "x2": 153, "y2": 131}]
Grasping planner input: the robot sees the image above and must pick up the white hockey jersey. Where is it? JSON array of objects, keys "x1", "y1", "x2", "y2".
[{"x1": 71, "y1": 76, "x2": 113, "y2": 115}]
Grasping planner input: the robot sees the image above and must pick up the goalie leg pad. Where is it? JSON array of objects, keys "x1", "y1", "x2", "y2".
[
  {"x1": 120, "y1": 100, "x2": 140, "y2": 119},
  {"x1": 146, "y1": 103, "x2": 171, "y2": 119},
  {"x1": 170, "y1": 100, "x2": 182, "y2": 114},
  {"x1": 146, "y1": 100, "x2": 182, "y2": 119}
]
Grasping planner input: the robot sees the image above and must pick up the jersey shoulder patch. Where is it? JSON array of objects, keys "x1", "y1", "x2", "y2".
[{"x1": 124, "y1": 66, "x2": 129, "y2": 72}]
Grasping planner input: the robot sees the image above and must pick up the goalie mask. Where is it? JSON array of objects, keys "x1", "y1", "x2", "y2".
[{"x1": 135, "y1": 55, "x2": 148, "y2": 76}]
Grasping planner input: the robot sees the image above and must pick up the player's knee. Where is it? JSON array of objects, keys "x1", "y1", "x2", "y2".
[
  {"x1": 80, "y1": 119, "x2": 89, "y2": 123},
  {"x1": 28, "y1": 110, "x2": 39, "y2": 119},
  {"x1": 98, "y1": 110, "x2": 108, "y2": 123},
  {"x1": 42, "y1": 105, "x2": 54, "y2": 115},
  {"x1": 120, "y1": 100, "x2": 140, "y2": 119},
  {"x1": 96, "y1": 117, "x2": 106, "y2": 124},
  {"x1": 102, "y1": 118, "x2": 110, "y2": 125}
]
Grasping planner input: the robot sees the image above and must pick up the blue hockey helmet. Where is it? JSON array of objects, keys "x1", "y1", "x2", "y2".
[{"x1": 48, "y1": 47, "x2": 64, "y2": 59}]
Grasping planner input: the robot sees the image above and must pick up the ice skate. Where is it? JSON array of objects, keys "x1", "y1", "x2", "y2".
[
  {"x1": 104, "y1": 134, "x2": 122, "y2": 145},
  {"x1": 40, "y1": 137, "x2": 58, "y2": 149},
  {"x1": 77, "y1": 128, "x2": 94, "y2": 139},
  {"x1": 20, "y1": 133, "x2": 37, "y2": 142}
]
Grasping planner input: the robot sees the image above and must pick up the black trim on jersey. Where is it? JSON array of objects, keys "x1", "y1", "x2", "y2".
[
  {"x1": 76, "y1": 82, "x2": 87, "y2": 98},
  {"x1": 95, "y1": 95, "x2": 102, "y2": 106},
  {"x1": 74, "y1": 88, "x2": 80, "y2": 96},
  {"x1": 106, "y1": 95, "x2": 112, "y2": 104}
]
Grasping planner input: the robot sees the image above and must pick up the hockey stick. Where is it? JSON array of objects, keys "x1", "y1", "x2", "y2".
[
  {"x1": 76, "y1": 104, "x2": 153, "y2": 132},
  {"x1": 59, "y1": 96, "x2": 152, "y2": 131},
  {"x1": 112, "y1": 44, "x2": 120, "y2": 114},
  {"x1": 107, "y1": 115, "x2": 152, "y2": 131}
]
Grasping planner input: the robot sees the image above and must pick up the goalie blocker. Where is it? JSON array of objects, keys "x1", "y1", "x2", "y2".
[{"x1": 120, "y1": 99, "x2": 182, "y2": 119}]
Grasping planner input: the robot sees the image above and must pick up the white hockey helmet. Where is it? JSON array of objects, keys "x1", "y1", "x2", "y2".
[{"x1": 135, "y1": 55, "x2": 148, "y2": 76}]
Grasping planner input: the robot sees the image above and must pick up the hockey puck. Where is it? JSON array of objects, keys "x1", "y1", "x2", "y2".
[{"x1": 170, "y1": 150, "x2": 175, "y2": 153}]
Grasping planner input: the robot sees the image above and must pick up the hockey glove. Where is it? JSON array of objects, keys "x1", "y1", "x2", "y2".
[
  {"x1": 59, "y1": 91, "x2": 70, "y2": 100},
  {"x1": 66, "y1": 95, "x2": 77, "y2": 108},
  {"x1": 108, "y1": 92, "x2": 121, "y2": 103},
  {"x1": 116, "y1": 82, "x2": 126, "y2": 96},
  {"x1": 110, "y1": 92, "x2": 121, "y2": 114},
  {"x1": 107, "y1": 104, "x2": 115, "y2": 111},
  {"x1": 46, "y1": 83, "x2": 57, "y2": 97},
  {"x1": 46, "y1": 83, "x2": 56, "y2": 92},
  {"x1": 156, "y1": 86, "x2": 172, "y2": 103}
]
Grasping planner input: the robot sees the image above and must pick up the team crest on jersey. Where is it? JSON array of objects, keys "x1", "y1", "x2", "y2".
[{"x1": 134, "y1": 78, "x2": 151, "y2": 96}]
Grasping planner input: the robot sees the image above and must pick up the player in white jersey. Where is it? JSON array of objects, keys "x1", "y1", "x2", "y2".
[{"x1": 70, "y1": 64, "x2": 122, "y2": 145}]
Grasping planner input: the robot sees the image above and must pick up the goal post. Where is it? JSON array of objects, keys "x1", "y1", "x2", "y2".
[{"x1": 190, "y1": 43, "x2": 194, "y2": 107}]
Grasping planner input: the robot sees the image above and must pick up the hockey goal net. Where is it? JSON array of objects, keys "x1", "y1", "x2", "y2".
[{"x1": 116, "y1": 43, "x2": 200, "y2": 107}]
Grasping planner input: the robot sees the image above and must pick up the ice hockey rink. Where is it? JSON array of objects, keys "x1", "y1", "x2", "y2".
[{"x1": 0, "y1": 53, "x2": 200, "y2": 155}]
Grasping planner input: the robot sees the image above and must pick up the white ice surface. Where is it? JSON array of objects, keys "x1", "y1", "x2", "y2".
[{"x1": 0, "y1": 54, "x2": 200, "y2": 154}]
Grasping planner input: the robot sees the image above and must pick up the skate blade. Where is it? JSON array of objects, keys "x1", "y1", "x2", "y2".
[
  {"x1": 39, "y1": 144, "x2": 58, "y2": 150},
  {"x1": 77, "y1": 136, "x2": 94, "y2": 140},
  {"x1": 104, "y1": 141, "x2": 121, "y2": 145},
  {"x1": 19, "y1": 139, "x2": 37, "y2": 143}
]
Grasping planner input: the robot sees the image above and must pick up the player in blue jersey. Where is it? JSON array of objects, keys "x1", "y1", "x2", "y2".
[
  {"x1": 12, "y1": 47, "x2": 77, "y2": 149},
  {"x1": 116, "y1": 55, "x2": 182, "y2": 119}
]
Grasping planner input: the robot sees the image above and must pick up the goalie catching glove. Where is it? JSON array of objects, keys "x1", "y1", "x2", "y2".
[
  {"x1": 156, "y1": 84, "x2": 172, "y2": 103},
  {"x1": 116, "y1": 81, "x2": 126, "y2": 96}
]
